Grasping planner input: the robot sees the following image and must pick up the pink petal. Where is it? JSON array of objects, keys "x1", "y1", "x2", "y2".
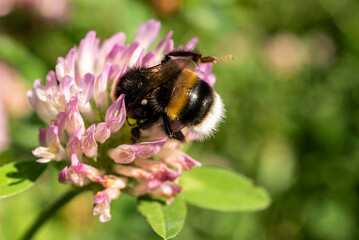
[
  {"x1": 46, "y1": 125, "x2": 60, "y2": 146},
  {"x1": 159, "y1": 148, "x2": 201, "y2": 171},
  {"x1": 135, "y1": 48, "x2": 145, "y2": 67},
  {"x1": 195, "y1": 63, "x2": 216, "y2": 87},
  {"x1": 152, "y1": 30, "x2": 173, "y2": 64},
  {"x1": 81, "y1": 124, "x2": 98, "y2": 158},
  {"x1": 59, "y1": 75, "x2": 74, "y2": 102},
  {"x1": 27, "y1": 80, "x2": 59, "y2": 124},
  {"x1": 134, "y1": 159, "x2": 181, "y2": 181},
  {"x1": 55, "y1": 112, "x2": 67, "y2": 140},
  {"x1": 36, "y1": 159, "x2": 51, "y2": 163},
  {"x1": 183, "y1": 153, "x2": 201, "y2": 167},
  {"x1": 77, "y1": 31, "x2": 99, "y2": 78},
  {"x1": 70, "y1": 152, "x2": 80, "y2": 166},
  {"x1": 94, "y1": 188, "x2": 120, "y2": 204},
  {"x1": 107, "y1": 44, "x2": 124, "y2": 61},
  {"x1": 100, "y1": 32, "x2": 126, "y2": 58},
  {"x1": 206, "y1": 74, "x2": 216, "y2": 87},
  {"x1": 98, "y1": 32, "x2": 126, "y2": 69},
  {"x1": 66, "y1": 126, "x2": 83, "y2": 158},
  {"x1": 56, "y1": 48, "x2": 76, "y2": 80},
  {"x1": 97, "y1": 175, "x2": 128, "y2": 189},
  {"x1": 105, "y1": 94, "x2": 126, "y2": 132},
  {"x1": 150, "y1": 182, "x2": 182, "y2": 198},
  {"x1": 111, "y1": 63, "x2": 128, "y2": 98},
  {"x1": 93, "y1": 188, "x2": 120, "y2": 222},
  {"x1": 138, "y1": 137, "x2": 168, "y2": 158},
  {"x1": 114, "y1": 165, "x2": 153, "y2": 179},
  {"x1": 94, "y1": 122, "x2": 110, "y2": 143},
  {"x1": 94, "y1": 63, "x2": 111, "y2": 110},
  {"x1": 120, "y1": 42, "x2": 139, "y2": 65},
  {"x1": 133, "y1": 19, "x2": 161, "y2": 49},
  {"x1": 46, "y1": 70, "x2": 57, "y2": 88},
  {"x1": 33, "y1": 79, "x2": 47, "y2": 101},
  {"x1": 185, "y1": 37, "x2": 199, "y2": 50},
  {"x1": 33, "y1": 124, "x2": 66, "y2": 162},
  {"x1": 143, "y1": 51, "x2": 154, "y2": 67},
  {"x1": 93, "y1": 201, "x2": 111, "y2": 222},
  {"x1": 58, "y1": 166, "x2": 69, "y2": 184},
  {"x1": 155, "y1": 31, "x2": 173, "y2": 52},
  {"x1": 66, "y1": 96, "x2": 85, "y2": 135},
  {"x1": 108, "y1": 64, "x2": 119, "y2": 82},
  {"x1": 131, "y1": 179, "x2": 163, "y2": 197},
  {"x1": 69, "y1": 153, "x2": 102, "y2": 184},
  {"x1": 94, "y1": 119, "x2": 117, "y2": 143},
  {"x1": 108, "y1": 144, "x2": 147, "y2": 164},
  {"x1": 33, "y1": 126, "x2": 65, "y2": 162},
  {"x1": 78, "y1": 73, "x2": 95, "y2": 106},
  {"x1": 166, "y1": 39, "x2": 174, "y2": 54}
]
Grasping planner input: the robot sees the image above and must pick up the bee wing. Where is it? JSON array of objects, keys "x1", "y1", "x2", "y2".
[{"x1": 134, "y1": 59, "x2": 196, "y2": 102}]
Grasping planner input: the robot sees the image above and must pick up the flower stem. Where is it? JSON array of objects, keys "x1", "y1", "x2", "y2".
[{"x1": 20, "y1": 186, "x2": 91, "y2": 240}]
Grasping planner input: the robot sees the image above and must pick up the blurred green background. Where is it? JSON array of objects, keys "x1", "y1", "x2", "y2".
[{"x1": 1, "y1": 0, "x2": 359, "y2": 239}]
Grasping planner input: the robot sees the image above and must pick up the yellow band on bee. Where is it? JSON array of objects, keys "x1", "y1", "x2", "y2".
[{"x1": 165, "y1": 69, "x2": 197, "y2": 119}]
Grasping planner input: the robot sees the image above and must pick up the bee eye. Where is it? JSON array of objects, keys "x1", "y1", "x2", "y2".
[{"x1": 141, "y1": 99, "x2": 148, "y2": 105}]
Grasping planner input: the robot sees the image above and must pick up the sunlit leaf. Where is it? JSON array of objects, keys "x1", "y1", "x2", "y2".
[
  {"x1": 179, "y1": 166, "x2": 271, "y2": 211},
  {"x1": 0, "y1": 161, "x2": 47, "y2": 199},
  {"x1": 138, "y1": 196, "x2": 186, "y2": 240}
]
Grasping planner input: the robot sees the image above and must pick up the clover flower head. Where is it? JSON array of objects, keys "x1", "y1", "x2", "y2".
[{"x1": 29, "y1": 19, "x2": 219, "y2": 222}]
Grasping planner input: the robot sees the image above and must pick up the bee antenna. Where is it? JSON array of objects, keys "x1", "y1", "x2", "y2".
[
  {"x1": 200, "y1": 55, "x2": 234, "y2": 64},
  {"x1": 215, "y1": 55, "x2": 234, "y2": 63}
]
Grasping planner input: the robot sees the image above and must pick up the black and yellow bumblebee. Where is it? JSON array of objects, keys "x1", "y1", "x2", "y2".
[{"x1": 113, "y1": 50, "x2": 231, "y2": 142}]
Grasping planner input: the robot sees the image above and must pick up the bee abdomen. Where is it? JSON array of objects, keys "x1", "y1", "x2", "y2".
[
  {"x1": 180, "y1": 80, "x2": 224, "y2": 139},
  {"x1": 179, "y1": 80, "x2": 214, "y2": 125}
]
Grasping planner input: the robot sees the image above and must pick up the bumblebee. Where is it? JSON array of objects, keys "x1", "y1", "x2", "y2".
[{"x1": 113, "y1": 50, "x2": 231, "y2": 142}]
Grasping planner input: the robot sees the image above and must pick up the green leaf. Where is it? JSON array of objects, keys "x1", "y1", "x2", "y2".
[
  {"x1": 0, "y1": 161, "x2": 47, "y2": 199},
  {"x1": 138, "y1": 196, "x2": 187, "y2": 240},
  {"x1": 179, "y1": 166, "x2": 271, "y2": 211}
]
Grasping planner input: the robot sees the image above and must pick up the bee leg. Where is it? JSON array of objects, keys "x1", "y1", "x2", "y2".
[
  {"x1": 131, "y1": 127, "x2": 141, "y2": 143},
  {"x1": 172, "y1": 131, "x2": 185, "y2": 142},
  {"x1": 162, "y1": 114, "x2": 185, "y2": 142},
  {"x1": 162, "y1": 114, "x2": 174, "y2": 137}
]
